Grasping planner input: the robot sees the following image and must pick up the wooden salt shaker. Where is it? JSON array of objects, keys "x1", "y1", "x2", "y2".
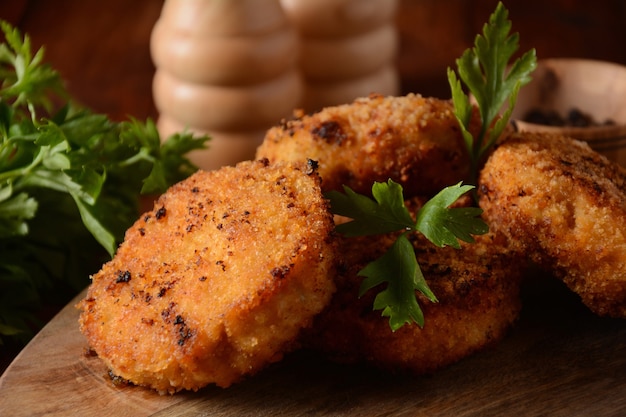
[
  {"x1": 151, "y1": 0, "x2": 302, "y2": 170},
  {"x1": 280, "y1": 0, "x2": 400, "y2": 112}
]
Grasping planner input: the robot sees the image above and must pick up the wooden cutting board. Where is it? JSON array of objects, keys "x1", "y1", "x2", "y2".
[{"x1": 1, "y1": 280, "x2": 625, "y2": 416}]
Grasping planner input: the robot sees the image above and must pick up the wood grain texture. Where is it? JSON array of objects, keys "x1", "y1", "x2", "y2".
[
  {"x1": 6, "y1": 0, "x2": 626, "y2": 114},
  {"x1": 1, "y1": 280, "x2": 625, "y2": 416}
]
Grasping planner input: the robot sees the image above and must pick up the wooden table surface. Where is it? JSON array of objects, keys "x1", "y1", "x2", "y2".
[{"x1": 1, "y1": 281, "x2": 625, "y2": 416}]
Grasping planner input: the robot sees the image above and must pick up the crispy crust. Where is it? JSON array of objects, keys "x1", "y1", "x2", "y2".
[
  {"x1": 478, "y1": 132, "x2": 626, "y2": 317},
  {"x1": 77, "y1": 160, "x2": 337, "y2": 392},
  {"x1": 256, "y1": 93, "x2": 478, "y2": 197},
  {"x1": 302, "y1": 209, "x2": 523, "y2": 374}
]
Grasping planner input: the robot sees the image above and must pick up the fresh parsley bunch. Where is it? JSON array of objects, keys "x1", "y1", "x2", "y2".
[
  {"x1": 327, "y1": 2, "x2": 536, "y2": 331},
  {"x1": 0, "y1": 21, "x2": 208, "y2": 345}
]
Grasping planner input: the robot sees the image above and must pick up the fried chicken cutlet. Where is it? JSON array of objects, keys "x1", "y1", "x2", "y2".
[
  {"x1": 256, "y1": 93, "x2": 479, "y2": 197},
  {"x1": 302, "y1": 226, "x2": 523, "y2": 374},
  {"x1": 478, "y1": 132, "x2": 626, "y2": 317},
  {"x1": 78, "y1": 159, "x2": 337, "y2": 393}
]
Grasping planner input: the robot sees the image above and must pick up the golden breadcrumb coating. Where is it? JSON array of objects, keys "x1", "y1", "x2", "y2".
[
  {"x1": 302, "y1": 211, "x2": 523, "y2": 374},
  {"x1": 77, "y1": 159, "x2": 337, "y2": 393},
  {"x1": 478, "y1": 132, "x2": 626, "y2": 317},
  {"x1": 256, "y1": 93, "x2": 479, "y2": 197}
]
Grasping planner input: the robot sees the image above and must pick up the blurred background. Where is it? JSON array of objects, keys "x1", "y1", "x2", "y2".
[
  {"x1": 3, "y1": 0, "x2": 625, "y2": 122},
  {"x1": 0, "y1": 0, "x2": 625, "y2": 371}
]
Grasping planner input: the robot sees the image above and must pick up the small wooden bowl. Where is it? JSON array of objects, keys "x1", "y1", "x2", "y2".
[{"x1": 511, "y1": 58, "x2": 626, "y2": 166}]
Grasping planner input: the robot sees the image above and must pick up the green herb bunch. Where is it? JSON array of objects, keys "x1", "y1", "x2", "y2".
[
  {"x1": 0, "y1": 21, "x2": 208, "y2": 345},
  {"x1": 327, "y1": 2, "x2": 537, "y2": 331}
]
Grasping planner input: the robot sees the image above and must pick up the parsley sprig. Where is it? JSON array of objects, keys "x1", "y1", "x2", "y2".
[
  {"x1": 327, "y1": 181, "x2": 487, "y2": 330},
  {"x1": 327, "y1": 3, "x2": 536, "y2": 331},
  {"x1": 447, "y1": 1, "x2": 537, "y2": 183},
  {"x1": 0, "y1": 21, "x2": 208, "y2": 345}
]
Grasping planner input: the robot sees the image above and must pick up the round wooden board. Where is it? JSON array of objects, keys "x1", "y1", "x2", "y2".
[{"x1": 1, "y1": 280, "x2": 625, "y2": 416}]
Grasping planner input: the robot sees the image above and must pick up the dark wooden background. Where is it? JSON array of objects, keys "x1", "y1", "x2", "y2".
[
  {"x1": 1, "y1": 0, "x2": 625, "y2": 372},
  {"x1": 3, "y1": 0, "x2": 626, "y2": 122}
]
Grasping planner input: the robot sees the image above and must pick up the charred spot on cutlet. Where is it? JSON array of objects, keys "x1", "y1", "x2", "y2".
[
  {"x1": 174, "y1": 315, "x2": 193, "y2": 346},
  {"x1": 157, "y1": 280, "x2": 177, "y2": 298},
  {"x1": 271, "y1": 264, "x2": 292, "y2": 280},
  {"x1": 83, "y1": 347, "x2": 98, "y2": 358},
  {"x1": 305, "y1": 159, "x2": 319, "y2": 175},
  {"x1": 275, "y1": 175, "x2": 287, "y2": 186},
  {"x1": 155, "y1": 206, "x2": 167, "y2": 220},
  {"x1": 161, "y1": 302, "x2": 176, "y2": 323},
  {"x1": 116, "y1": 270, "x2": 131, "y2": 283},
  {"x1": 312, "y1": 121, "x2": 347, "y2": 145},
  {"x1": 108, "y1": 370, "x2": 131, "y2": 387}
]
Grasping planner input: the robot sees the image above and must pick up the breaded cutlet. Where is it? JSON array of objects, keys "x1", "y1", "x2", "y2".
[
  {"x1": 479, "y1": 132, "x2": 626, "y2": 317},
  {"x1": 302, "y1": 204, "x2": 523, "y2": 374},
  {"x1": 78, "y1": 159, "x2": 337, "y2": 393},
  {"x1": 257, "y1": 93, "x2": 481, "y2": 198}
]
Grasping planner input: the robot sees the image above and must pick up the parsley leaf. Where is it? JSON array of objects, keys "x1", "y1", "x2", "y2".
[
  {"x1": 0, "y1": 187, "x2": 37, "y2": 236},
  {"x1": 359, "y1": 235, "x2": 435, "y2": 330},
  {"x1": 328, "y1": 179, "x2": 414, "y2": 237},
  {"x1": 447, "y1": 1, "x2": 537, "y2": 183},
  {"x1": 416, "y1": 183, "x2": 487, "y2": 248},
  {"x1": 327, "y1": 180, "x2": 486, "y2": 329},
  {"x1": 0, "y1": 21, "x2": 209, "y2": 345}
]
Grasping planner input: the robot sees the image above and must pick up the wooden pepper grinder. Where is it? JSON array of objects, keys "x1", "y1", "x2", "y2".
[
  {"x1": 151, "y1": 0, "x2": 302, "y2": 170},
  {"x1": 280, "y1": 0, "x2": 400, "y2": 113}
]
